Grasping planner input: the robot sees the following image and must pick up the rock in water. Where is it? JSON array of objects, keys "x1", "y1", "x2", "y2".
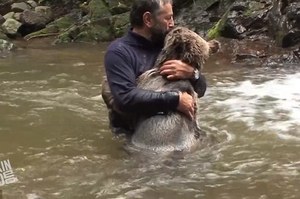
[
  {"x1": 2, "y1": 18, "x2": 22, "y2": 35},
  {"x1": 21, "y1": 10, "x2": 52, "y2": 27},
  {"x1": 27, "y1": 0, "x2": 38, "y2": 9},
  {"x1": 11, "y1": 2, "x2": 31, "y2": 13},
  {"x1": 3, "y1": 12, "x2": 14, "y2": 20},
  {"x1": 0, "y1": 39, "x2": 14, "y2": 54}
]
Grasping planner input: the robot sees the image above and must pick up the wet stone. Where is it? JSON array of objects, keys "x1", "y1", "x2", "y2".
[
  {"x1": 3, "y1": 12, "x2": 14, "y2": 20},
  {"x1": 13, "y1": 12, "x2": 22, "y2": 21},
  {"x1": 27, "y1": 0, "x2": 38, "y2": 9},
  {"x1": 2, "y1": 18, "x2": 22, "y2": 35},
  {"x1": 0, "y1": 14, "x2": 5, "y2": 25},
  {"x1": 11, "y1": 2, "x2": 31, "y2": 13},
  {"x1": 21, "y1": 10, "x2": 51, "y2": 27},
  {"x1": 0, "y1": 39, "x2": 14, "y2": 53},
  {"x1": 282, "y1": 30, "x2": 300, "y2": 48}
]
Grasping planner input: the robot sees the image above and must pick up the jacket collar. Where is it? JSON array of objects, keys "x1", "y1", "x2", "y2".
[{"x1": 125, "y1": 29, "x2": 164, "y2": 50}]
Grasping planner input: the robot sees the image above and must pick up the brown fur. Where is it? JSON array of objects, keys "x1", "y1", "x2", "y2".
[
  {"x1": 101, "y1": 27, "x2": 220, "y2": 152},
  {"x1": 131, "y1": 27, "x2": 220, "y2": 152}
]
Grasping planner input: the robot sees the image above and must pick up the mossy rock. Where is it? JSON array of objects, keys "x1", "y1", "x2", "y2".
[
  {"x1": 0, "y1": 38, "x2": 14, "y2": 52},
  {"x1": 49, "y1": 13, "x2": 78, "y2": 30},
  {"x1": 75, "y1": 24, "x2": 113, "y2": 42},
  {"x1": 88, "y1": 0, "x2": 111, "y2": 21},
  {"x1": 112, "y1": 12, "x2": 130, "y2": 38},
  {"x1": 38, "y1": 0, "x2": 86, "y2": 6},
  {"x1": 207, "y1": 0, "x2": 269, "y2": 39},
  {"x1": 75, "y1": 18, "x2": 114, "y2": 42},
  {"x1": 51, "y1": 0, "x2": 129, "y2": 43},
  {"x1": 207, "y1": 9, "x2": 229, "y2": 39},
  {"x1": 54, "y1": 17, "x2": 114, "y2": 43},
  {"x1": 243, "y1": 1, "x2": 265, "y2": 17},
  {"x1": 0, "y1": 28, "x2": 8, "y2": 40},
  {"x1": 54, "y1": 30, "x2": 73, "y2": 43},
  {"x1": 24, "y1": 11, "x2": 80, "y2": 40},
  {"x1": 2, "y1": 18, "x2": 22, "y2": 35},
  {"x1": 54, "y1": 25, "x2": 81, "y2": 44},
  {"x1": 104, "y1": 0, "x2": 130, "y2": 15}
]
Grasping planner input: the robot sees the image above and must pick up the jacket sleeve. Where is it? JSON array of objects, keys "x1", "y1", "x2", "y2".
[
  {"x1": 104, "y1": 50, "x2": 180, "y2": 114},
  {"x1": 190, "y1": 74, "x2": 207, "y2": 98}
]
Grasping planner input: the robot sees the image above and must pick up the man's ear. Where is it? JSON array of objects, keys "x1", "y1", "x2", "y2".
[
  {"x1": 143, "y1": 12, "x2": 154, "y2": 28},
  {"x1": 208, "y1": 39, "x2": 221, "y2": 54}
]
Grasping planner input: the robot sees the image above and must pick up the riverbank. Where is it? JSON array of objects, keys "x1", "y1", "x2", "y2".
[{"x1": 1, "y1": 0, "x2": 299, "y2": 66}]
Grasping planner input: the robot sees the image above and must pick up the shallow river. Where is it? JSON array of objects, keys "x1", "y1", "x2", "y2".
[{"x1": 0, "y1": 40, "x2": 299, "y2": 199}]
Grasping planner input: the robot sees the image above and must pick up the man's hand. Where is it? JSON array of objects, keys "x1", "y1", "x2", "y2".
[
  {"x1": 177, "y1": 92, "x2": 195, "y2": 120},
  {"x1": 159, "y1": 60, "x2": 194, "y2": 80}
]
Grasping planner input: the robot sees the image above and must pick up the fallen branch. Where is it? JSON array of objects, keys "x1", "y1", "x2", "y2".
[{"x1": 25, "y1": 33, "x2": 59, "y2": 40}]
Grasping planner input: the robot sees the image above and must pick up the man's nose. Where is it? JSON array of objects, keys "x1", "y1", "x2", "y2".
[{"x1": 168, "y1": 18, "x2": 174, "y2": 29}]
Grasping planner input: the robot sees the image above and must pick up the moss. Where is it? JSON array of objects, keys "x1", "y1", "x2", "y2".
[
  {"x1": 25, "y1": 26, "x2": 59, "y2": 40},
  {"x1": 24, "y1": 13, "x2": 79, "y2": 40},
  {"x1": 112, "y1": 12, "x2": 130, "y2": 38},
  {"x1": 207, "y1": 20, "x2": 222, "y2": 39},
  {"x1": 54, "y1": 18, "x2": 114, "y2": 43},
  {"x1": 50, "y1": 14, "x2": 77, "y2": 30},
  {"x1": 207, "y1": 9, "x2": 229, "y2": 39},
  {"x1": 103, "y1": 0, "x2": 134, "y2": 7},
  {"x1": 108, "y1": 1, "x2": 130, "y2": 15},
  {"x1": 75, "y1": 22, "x2": 114, "y2": 42},
  {"x1": 39, "y1": 0, "x2": 130, "y2": 43},
  {"x1": 38, "y1": 0, "x2": 86, "y2": 6},
  {"x1": 88, "y1": 0, "x2": 111, "y2": 21},
  {"x1": 53, "y1": 25, "x2": 81, "y2": 44},
  {"x1": 54, "y1": 32, "x2": 72, "y2": 43}
]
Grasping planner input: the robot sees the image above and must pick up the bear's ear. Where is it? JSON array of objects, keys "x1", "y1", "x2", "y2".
[{"x1": 208, "y1": 39, "x2": 221, "y2": 54}]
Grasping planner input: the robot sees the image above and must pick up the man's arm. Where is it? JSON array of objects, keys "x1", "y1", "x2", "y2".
[
  {"x1": 105, "y1": 50, "x2": 180, "y2": 114},
  {"x1": 159, "y1": 60, "x2": 207, "y2": 98}
]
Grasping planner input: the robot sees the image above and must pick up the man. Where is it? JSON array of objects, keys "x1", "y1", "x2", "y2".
[{"x1": 102, "y1": 0, "x2": 207, "y2": 135}]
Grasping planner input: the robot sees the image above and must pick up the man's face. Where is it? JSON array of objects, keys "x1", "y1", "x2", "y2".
[{"x1": 150, "y1": 3, "x2": 174, "y2": 45}]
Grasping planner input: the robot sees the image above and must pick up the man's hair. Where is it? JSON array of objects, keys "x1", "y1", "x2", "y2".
[{"x1": 130, "y1": 0, "x2": 173, "y2": 28}]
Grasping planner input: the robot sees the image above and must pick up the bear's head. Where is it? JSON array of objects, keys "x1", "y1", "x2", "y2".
[{"x1": 155, "y1": 27, "x2": 220, "y2": 70}]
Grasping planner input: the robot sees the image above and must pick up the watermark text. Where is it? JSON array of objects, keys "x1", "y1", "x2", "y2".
[{"x1": 0, "y1": 159, "x2": 18, "y2": 187}]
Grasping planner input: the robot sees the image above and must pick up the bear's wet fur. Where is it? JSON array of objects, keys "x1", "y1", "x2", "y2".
[{"x1": 131, "y1": 27, "x2": 220, "y2": 152}]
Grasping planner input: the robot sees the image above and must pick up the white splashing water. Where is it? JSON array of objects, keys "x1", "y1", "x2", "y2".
[{"x1": 215, "y1": 71, "x2": 300, "y2": 138}]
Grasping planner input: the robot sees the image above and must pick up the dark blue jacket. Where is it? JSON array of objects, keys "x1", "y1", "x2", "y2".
[{"x1": 104, "y1": 30, "x2": 206, "y2": 114}]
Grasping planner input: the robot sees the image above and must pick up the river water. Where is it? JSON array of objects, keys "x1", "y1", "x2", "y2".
[{"x1": 0, "y1": 40, "x2": 299, "y2": 199}]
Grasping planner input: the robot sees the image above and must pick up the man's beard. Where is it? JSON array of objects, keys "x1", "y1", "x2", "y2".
[{"x1": 150, "y1": 26, "x2": 168, "y2": 47}]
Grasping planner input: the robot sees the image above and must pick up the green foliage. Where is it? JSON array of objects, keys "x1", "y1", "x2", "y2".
[{"x1": 207, "y1": 9, "x2": 230, "y2": 39}]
